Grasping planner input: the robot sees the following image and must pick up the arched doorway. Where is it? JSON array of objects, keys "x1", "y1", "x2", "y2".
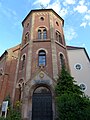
[{"x1": 32, "y1": 86, "x2": 52, "y2": 120}]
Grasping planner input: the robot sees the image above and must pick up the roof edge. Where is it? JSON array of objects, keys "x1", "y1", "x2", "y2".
[
  {"x1": 0, "y1": 50, "x2": 8, "y2": 61},
  {"x1": 22, "y1": 9, "x2": 64, "y2": 26},
  {"x1": 67, "y1": 46, "x2": 90, "y2": 62}
]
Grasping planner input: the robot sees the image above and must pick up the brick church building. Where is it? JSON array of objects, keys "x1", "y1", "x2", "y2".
[{"x1": 0, "y1": 9, "x2": 90, "y2": 120}]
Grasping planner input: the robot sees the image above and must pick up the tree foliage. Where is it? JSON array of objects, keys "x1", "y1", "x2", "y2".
[
  {"x1": 6, "y1": 107, "x2": 21, "y2": 120},
  {"x1": 55, "y1": 67, "x2": 83, "y2": 96},
  {"x1": 0, "y1": 108, "x2": 21, "y2": 120},
  {"x1": 55, "y1": 67, "x2": 90, "y2": 120}
]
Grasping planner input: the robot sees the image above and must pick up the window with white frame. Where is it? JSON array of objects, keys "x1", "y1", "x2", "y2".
[
  {"x1": 79, "y1": 83, "x2": 87, "y2": 91},
  {"x1": 74, "y1": 63, "x2": 82, "y2": 70}
]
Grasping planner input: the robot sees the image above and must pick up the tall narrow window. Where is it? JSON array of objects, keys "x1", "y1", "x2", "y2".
[
  {"x1": 22, "y1": 55, "x2": 26, "y2": 69},
  {"x1": 27, "y1": 33, "x2": 29, "y2": 41},
  {"x1": 24, "y1": 33, "x2": 29, "y2": 44},
  {"x1": 56, "y1": 32, "x2": 58, "y2": 41},
  {"x1": 56, "y1": 31, "x2": 63, "y2": 44},
  {"x1": 0, "y1": 69, "x2": 3, "y2": 76},
  {"x1": 59, "y1": 34, "x2": 63, "y2": 44},
  {"x1": 24, "y1": 36, "x2": 27, "y2": 44},
  {"x1": 39, "y1": 50, "x2": 46, "y2": 66},
  {"x1": 18, "y1": 84, "x2": 21, "y2": 101},
  {"x1": 38, "y1": 30, "x2": 42, "y2": 39},
  {"x1": 60, "y1": 53, "x2": 65, "y2": 68},
  {"x1": 43, "y1": 29, "x2": 47, "y2": 39}
]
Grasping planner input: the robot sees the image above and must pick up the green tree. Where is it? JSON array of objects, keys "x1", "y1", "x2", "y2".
[
  {"x1": 6, "y1": 100, "x2": 21, "y2": 120},
  {"x1": 55, "y1": 67, "x2": 90, "y2": 120},
  {"x1": 55, "y1": 67, "x2": 83, "y2": 96},
  {"x1": 0, "y1": 117, "x2": 6, "y2": 120}
]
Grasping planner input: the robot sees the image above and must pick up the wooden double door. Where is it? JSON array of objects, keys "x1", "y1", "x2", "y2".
[{"x1": 32, "y1": 87, "x2": 52, "y2": 120}]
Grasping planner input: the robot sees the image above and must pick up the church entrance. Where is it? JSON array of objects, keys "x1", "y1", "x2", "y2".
[{"x1": 32, "y1": 86, "x2": 52, "y2": 120}]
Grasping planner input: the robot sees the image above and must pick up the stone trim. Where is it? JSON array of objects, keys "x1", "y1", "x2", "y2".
[
  {"x1": 26, "y1": 13, "x2": 35, "y2": 82},
  {"x1": 50, "y1": 13, "x2": 58, "y2": 80},
  {"x1": 36, "y1": 48, "x2": 48, "y2": 54}
]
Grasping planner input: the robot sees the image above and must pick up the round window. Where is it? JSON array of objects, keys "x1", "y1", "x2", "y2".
[
  {"x1": 40, "y1": 17, "x2": 44, "y2": 21},
  {"x1": 79, "y1": 83, "x2": 86, "y2": 91},
  {"x1": 74, "y1": 63, "x2": 82, "y2": 70}
]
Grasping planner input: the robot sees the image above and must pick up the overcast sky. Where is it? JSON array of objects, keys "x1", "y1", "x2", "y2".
[{"x1": 0, "y1": 0, "x2": 90, "y2": 57}]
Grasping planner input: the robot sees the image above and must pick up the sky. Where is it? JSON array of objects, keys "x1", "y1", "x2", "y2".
[{"x1": 0, "y1": 0, "x2": 90, "y2": 57}]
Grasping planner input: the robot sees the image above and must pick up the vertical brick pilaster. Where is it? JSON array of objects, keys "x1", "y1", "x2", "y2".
[
  {"x1": 26, "y1": 13, "x2": 35, "y2": 82},
  {"x1": 50, "y1": 13, "x2": 58, "y2": 80},
  {"x1": 12, "y1": 53, "x2": 20, "y2": 105}
]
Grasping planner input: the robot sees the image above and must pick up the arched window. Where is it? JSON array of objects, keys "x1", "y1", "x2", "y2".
[
  {"x1": 0, "y1": 69, "x2": 3, "y2": 76},
  {"x1": 18, "y1": 84, "x2": 22, "y2": 101},
  {"x1": 24, "y1": 36, "x2": 27, "y2": 44},
  {"x1": 38, "y1": 28, "x2": 47, "y2": 40},
  {"x1": 38, "y1": 29, "x2": 42, "y2": 39},
  {"x1": 59, "y1": 34, "x2": 62, "y2": 44},
  {"x1": 38, "y1": 50, "x2": 46, "y2": 66},
  {"x1": 18, "y1": 79, "x2": 24, "y2": 101},
  {"x1": 43, "y1": 29, "x2": 47, "y2": 39},
  {"x1": 60, "y1": 53, "x2": 65, "y2": 68},
  {"x1": 22, "y1": 55, "x2": 26, "y2": 69},
  {"x1": 34, "y1": 87, "x2": 51, "y2": 94},
  {"x1": 56, "y1": 31, "x2": 63, "y2": 44},
  {"x1": 24, "y1": 32, "x2": 29, "y2": 44},
  {"x1": 56, "y1": 32, "x2": 58, "y2": 40}
]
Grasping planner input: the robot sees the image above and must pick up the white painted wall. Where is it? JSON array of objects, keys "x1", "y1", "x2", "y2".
[{"x1": 67, "y1": 49, "x2": 90, "y2": 96}]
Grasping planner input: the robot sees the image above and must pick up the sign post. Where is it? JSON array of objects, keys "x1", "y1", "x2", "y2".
[{"x1": 1, "y1": 101, "x2": 8, "y2": 118}]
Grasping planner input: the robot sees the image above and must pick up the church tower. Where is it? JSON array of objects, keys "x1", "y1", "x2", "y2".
[{"x1": 14, "y1": 9, "x2": 69, "y2": 120}]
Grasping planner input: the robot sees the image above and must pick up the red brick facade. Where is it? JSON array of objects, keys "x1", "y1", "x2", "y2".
[
  {"x1": 0, "y1": 9, "x2": 69, "y2": 120},
  {"x1": 0, "y1": 45, "x2": 20, "y2": 103}
]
